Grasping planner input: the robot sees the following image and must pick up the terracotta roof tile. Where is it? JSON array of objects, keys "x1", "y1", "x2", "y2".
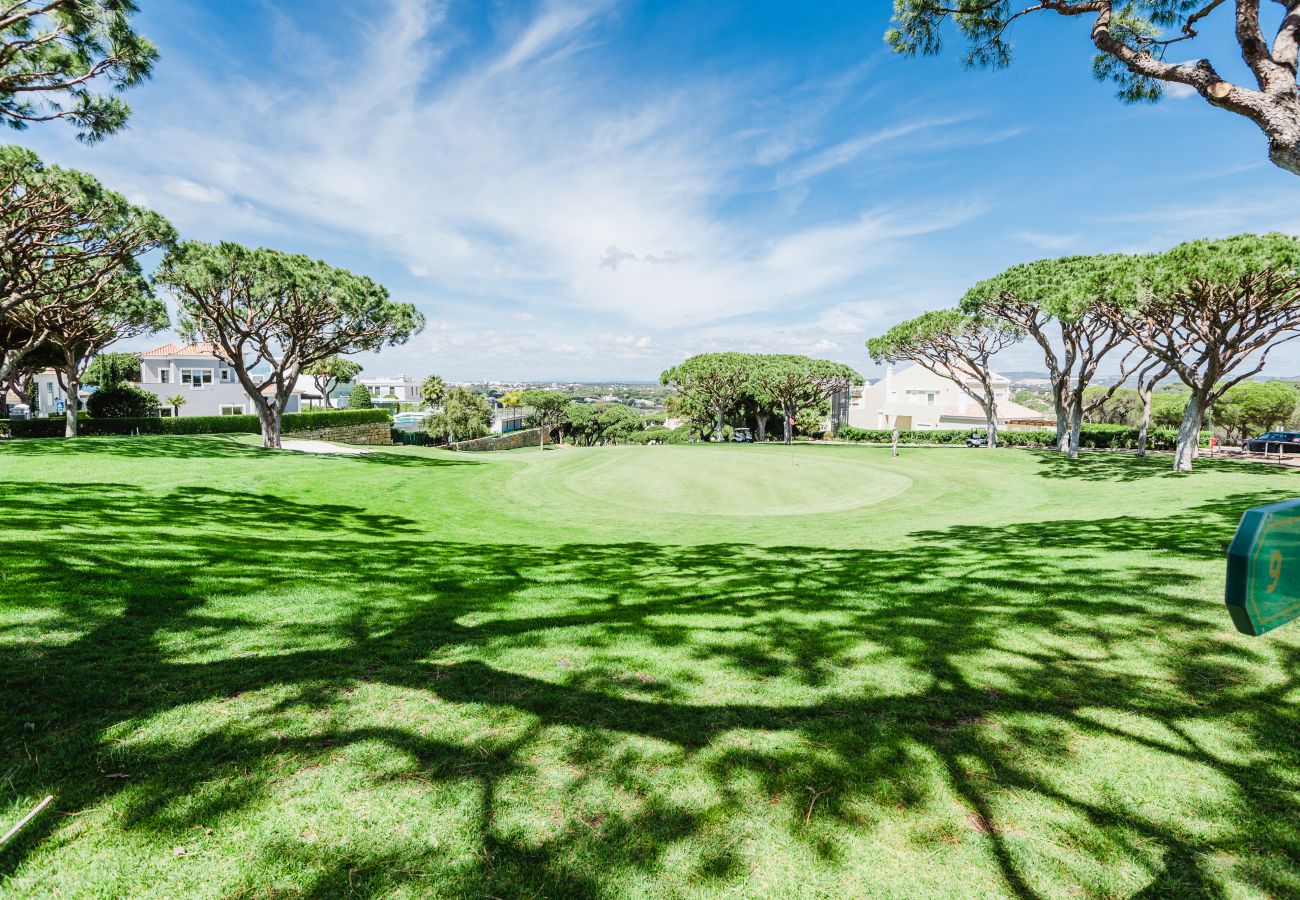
[{"x1": 140, "y1": 342, "x2": 221, "y2": 358}]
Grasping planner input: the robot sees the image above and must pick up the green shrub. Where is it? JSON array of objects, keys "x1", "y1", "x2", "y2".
[
  {"x1": 11, "y1": 418, "x2": 66, "y2": 437},
  {"x1": 11, "y1": 408, "x2": 390, "y2": 439},
  {"x1": 283, "y1": 408, "x2": 390, "y2": 430},
  {"x1": 837, "y1": 423, "x2": 1198, "y2": 451},
  {"x1": 393, "y1": 429, "x2": 435, "y2": 446},
  {"x1": 87, "y1": 384, "x2": 160, "y2": 418},
  {"x1": 631, "y1": 427, "x2": 674, "y2": 444},
  {"x1": 838, "y1": 426, "x2": 970, "y2": 445},
  {"x1": 348, "y1": 384, "x2": 373, "y2": 409}
]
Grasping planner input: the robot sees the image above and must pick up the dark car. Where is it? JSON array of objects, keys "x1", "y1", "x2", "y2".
[
  {"x1": 731, "y1": 428, "x2": 754, "y2": 443},
  {"x1": 965, "y1": 429, "x2": 989, "y2": 448},
  {"x1": 1244, "y1": 431, "x2": 1300, "y2": 453}
]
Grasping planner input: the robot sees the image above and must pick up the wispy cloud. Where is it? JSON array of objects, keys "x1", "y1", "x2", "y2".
[{"x1": 43, "y1": 0, "x2": 1017, "y2": 378}]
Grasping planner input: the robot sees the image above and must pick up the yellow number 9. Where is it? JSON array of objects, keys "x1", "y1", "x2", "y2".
[{"x1": 1268, "y1": 550, "x2": 1283, "y2": 594}]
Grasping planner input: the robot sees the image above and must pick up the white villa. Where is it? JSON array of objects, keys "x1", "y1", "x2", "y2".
[
  {"x1": 137, "y1": 342, "x2": 304, "y2": 416},
  {"x1": 30, "y1": 369, "x2": 77, "y2": 413},
  {"x1": 358, "y1": 376, "x2": 421, "y2": 409},
  {"x1": 844, "y1": 363, "x2": 1050, "y2": 431}
]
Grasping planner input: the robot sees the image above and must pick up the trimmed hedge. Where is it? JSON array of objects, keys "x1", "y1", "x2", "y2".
[
  {"x1": 393, "y1": 429, "x2": 436, "y2": 446},
  {"x1": 10, "y1": 408, "x2": 391, "y2": 439},
  {"x1": 837, "y1": 423, "x2": 1206, "y2": 450},
  {"x1": 630, "y1": 427, "x2": 674, "y2": 444}
]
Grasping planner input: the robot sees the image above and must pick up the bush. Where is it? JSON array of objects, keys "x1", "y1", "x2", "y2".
[
  {"x1": 348, "y1": 384, "x2": 373, "y2": 409},
  {"x1": 836, "y1": 423, "x2": 1200, "y2": 451},
  {"x1": 393, "y1": 429, "x2": 435, "y2": 446},
  {"x1": 11, "y1": 408, "x2": 390, "y2": 439},
  {"x1": 11, "y1": 418, "x2": 66, "y2": 437},
  {"x1": 87, "y1": 384, "x2": 160, "y2": 418},
  {"x1": 838, "y1": 426, "x2": 970, "y2": 445},
  {"x1": 631, "y1": 427, "x2": 674, "y2": 444}
]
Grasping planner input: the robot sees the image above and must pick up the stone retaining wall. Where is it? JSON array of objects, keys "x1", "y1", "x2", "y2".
[
  {"x1": 448, "y1": 427, "x2": 549, "y2": 452},
  {"x1": 289, "y1": 422, "x2": 393, "y2": 445}
]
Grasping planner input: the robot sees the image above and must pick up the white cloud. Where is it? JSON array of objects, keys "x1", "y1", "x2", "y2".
[
  {"x1": 1014, "y1": 230, "x2": 1080, "y2": 252},
  {"x1": 490, "y1": 0, "x2": 615, "y2": 73},
  {"x1": 163, "y1": 176, "x2": 227, "y2": 204},
  {"x1": 57, "y1": 0, "x2": 1016, "y2": 378}
]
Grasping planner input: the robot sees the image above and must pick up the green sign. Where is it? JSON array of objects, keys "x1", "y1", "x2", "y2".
[{"x1": 1226, "y1": 498, "x2": 1300, "y2": 636}]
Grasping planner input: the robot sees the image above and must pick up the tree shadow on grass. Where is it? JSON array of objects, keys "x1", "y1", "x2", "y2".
[
  {"x1": 348, "y1": 450, "x2": 483, "y2": 468},
  {"x1": 1, "y1": 435, "x2": 485, "y2": 467},
  {"x1": 0, "y1": 433, "x2": 264, "y2": 460},
  {"x1": 2, "y1": 481, "x2": 1299, "y2": 897},
  {"x1": 1028, "y1": 449, "x2": 1292, "y2": 482}
]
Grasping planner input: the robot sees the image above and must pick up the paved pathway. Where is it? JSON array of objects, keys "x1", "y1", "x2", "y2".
[{"x1": 280, "y1": 439, "x2": 370, "y2": 455}]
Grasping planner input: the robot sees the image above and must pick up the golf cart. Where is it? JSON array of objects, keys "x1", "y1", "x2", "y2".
[
  {"x1": 965, "y1": 429, "x2": 989, "y2": 448},
  {"x1": 732, "y1": 428, "x2": 754, "y2": 443}
]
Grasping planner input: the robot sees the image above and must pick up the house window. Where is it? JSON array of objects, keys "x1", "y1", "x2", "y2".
[
  {"x1": 160, "y1": 369, "x2": 170, "y2": 384},
  {"x1": 219, "y1": 405, "x2": 244, "y2": 415},
  {"x1": 220, "y1": 369, "x2": 231, "y2": 382},
  {"x1": 181, "y1": 369, "x2": 213, "y2": 388}
]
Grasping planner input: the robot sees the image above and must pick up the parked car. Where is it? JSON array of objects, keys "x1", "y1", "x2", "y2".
[
  {"x1": 731, "y1": 427, "x2": 753, "y2": 443},
  {"x1": 965, "y1": 429, "x2": 989, "y2": 448},
  {"x1": 1244, "y1": 431, "x2": 1300, "y2": 453}
]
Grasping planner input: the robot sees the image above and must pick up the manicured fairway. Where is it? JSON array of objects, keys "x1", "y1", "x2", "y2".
[{"x1": 3, "y1": 437, "x2": 1300, "y2": 897}]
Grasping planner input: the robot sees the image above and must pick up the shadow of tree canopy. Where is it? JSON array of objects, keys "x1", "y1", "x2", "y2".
[
  {"x1": 0, "y1": 434, "x2": 485, "y2": 467},
  {"x1": 2, "y1": 478, "x2": 1299, "y2": 897},
  {"x1": 1029, "y1": 449, "x2": 1266, "y2": 482}
]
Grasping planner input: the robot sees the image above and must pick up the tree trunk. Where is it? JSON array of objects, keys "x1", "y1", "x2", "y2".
[
  {"x1": 1052, "y1": 379, "x2": 1069, "y2": 452},
  {"x1": 714, "y1": 407, "x2": 724, "y2": 443},
  {"x1": 1136, "y1": 386, "x2": 1154, "y2": 457},
  {"x1": 63, "y1": 370, "x2": 79, "y2": 438},
  {"x1": 755, "y1": 413, "x2": 768, "y2": 442},
  {"x1": 1173, "y1": 391, "x2": 1205, "y2": 472},
  {"x1": 1270, "y1": 134, "x2": 1300, "y2": 178},
  {"x1": 783, "y1": 404, "x2": 793, "y2": 445},
  {"x1": 1067, "y1": 397, "x2": 1084, "y2": 459},
  {"x1": 978, "y1": 384, "x2": 998, "y2": 449},
  {"x1": 255, "y1": 399, "x2": 283, "y2": 449}
]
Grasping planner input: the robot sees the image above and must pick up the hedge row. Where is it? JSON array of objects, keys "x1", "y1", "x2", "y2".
[
  {"x1": 393, "y1": 430, "x2": 437, "y2": 446},
  {"x1": 629, "y1": 425, "x2": 694, "y2": 445},
  {"x1": 10, "y1": 408, "x2": 391, "y2": 439},
  {"x1": 836, "y1": 423, "x2": 1204, "y2": 450}
]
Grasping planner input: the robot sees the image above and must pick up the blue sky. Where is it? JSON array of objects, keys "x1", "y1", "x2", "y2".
[{"x1": 16, "y1": 0, "x2": 1300, "y2": 380}]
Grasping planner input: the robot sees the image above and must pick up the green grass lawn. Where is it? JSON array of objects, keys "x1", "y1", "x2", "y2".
[{"x1": 3, "y1": 437, "x2": 1300, "y2": 898}]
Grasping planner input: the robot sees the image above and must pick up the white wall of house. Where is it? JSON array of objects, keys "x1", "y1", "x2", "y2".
[
  {"x1": 32, "y1": 370, "x2": 69, "y2": 413},
  {"x1": 358, "y1": 376, "x2": 420, "y2": 405},
  {"x1": 847, "y1": 364, "x2": 1017, "y2": 430},
  {"x1": 137, "y1": 348, "x2": 301, "y2": 416},
  {"x1": 492, "y1": 407, "x2": 528, "y2": 434}
]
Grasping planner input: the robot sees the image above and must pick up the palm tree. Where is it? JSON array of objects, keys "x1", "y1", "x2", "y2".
[
  {"x1": 420, "y1": 374, "x2": 447, "y2": 410},
  {"x1": 164, "y1": 393, "x2": 186, "y2": 418}
]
